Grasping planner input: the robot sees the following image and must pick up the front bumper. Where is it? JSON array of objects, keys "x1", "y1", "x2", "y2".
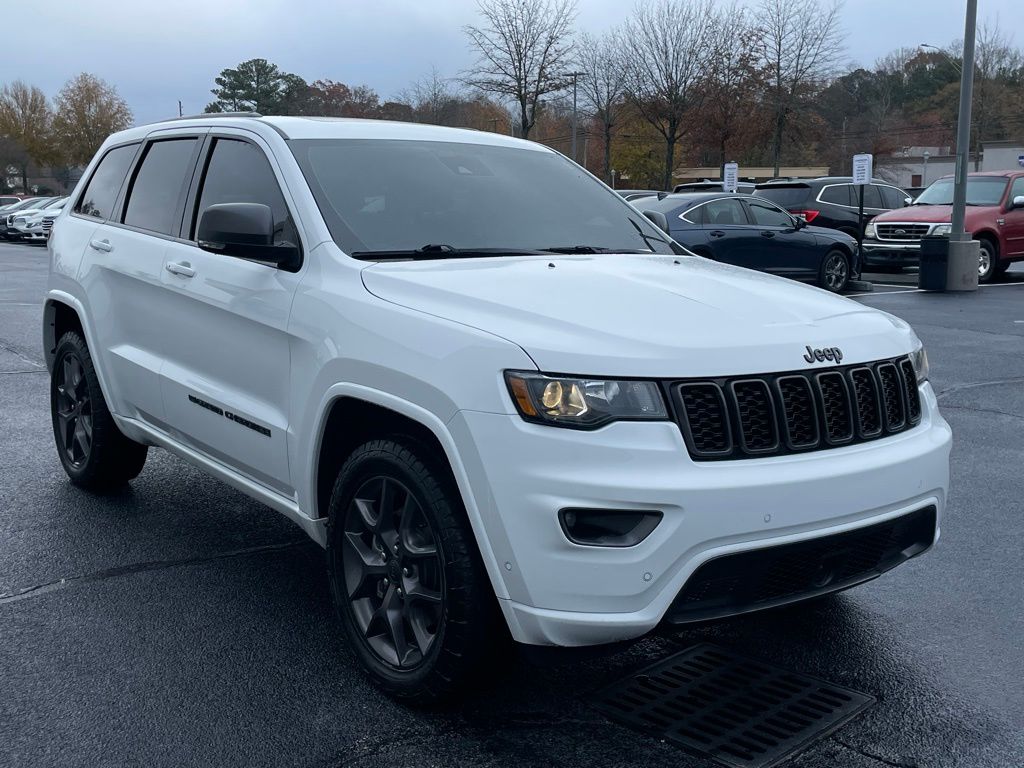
[
  {"x1": 862, "y1": 240, "x2": 921, "y2": 267},
  {"x1": 450, "y1": 383, "x2": 950, "y2": 646}
]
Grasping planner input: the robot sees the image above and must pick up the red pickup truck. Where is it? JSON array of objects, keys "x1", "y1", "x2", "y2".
[{"x1": 862, "y1": 171, "x2": 1024, "y2": 282}]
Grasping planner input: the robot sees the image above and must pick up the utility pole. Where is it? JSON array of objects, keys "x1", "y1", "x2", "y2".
[
  {"x1": 569, "y1": 71, "x2": 585, "y2": 164},
  {"x1": 951, "y1": 0, "x2": 977, "y2": 241},
  {"x1": 178, "y1": 100, "x2": 183, "y2": 117}
]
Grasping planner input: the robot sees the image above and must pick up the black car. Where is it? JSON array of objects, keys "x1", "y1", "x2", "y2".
[
  {"x1": 638, "y1": 192, "x2": 860, "y2": 292},
  {"x1": 753, "y1": 177, "x2": 911, "y2": 239}
]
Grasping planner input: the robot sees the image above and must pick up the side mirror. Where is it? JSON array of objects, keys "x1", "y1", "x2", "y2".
[
  {"x1": 904, "y1": 197, "x2": 913, "y2": 207},
  {"x1": 641, "y1": 209, "x2": 670, "y2": 234},
  {"x1": 1012, "y1": 195, "x2": 1024, "y2": 210},
  {"x1": 793, "y1": 216, "x2": 807, "y2": 230},
  {"x1": 197, "y1": 202, "x2": 300, "y2": 271}
]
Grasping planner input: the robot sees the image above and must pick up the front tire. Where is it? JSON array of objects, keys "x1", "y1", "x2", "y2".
[
  {"x1": 326, "y1": 438, "x2": 500, "y2": 703},
  {"x1": 819, "y1": 249, "x2": 850, "y2": 292},
  {"x1": 978, "y1": 239, "x2": 997, "y2": 283},
  {"x1": 50, "y1": 332, "x2": 148, "y2": 491}
]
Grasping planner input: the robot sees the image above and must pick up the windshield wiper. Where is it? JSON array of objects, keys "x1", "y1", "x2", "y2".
[
  {"x1": 538, "y1": 245, "x2": 648, "y2": 254},
  {"x1": 351, "y1": 244, "x2": 545, "y2": 261}
]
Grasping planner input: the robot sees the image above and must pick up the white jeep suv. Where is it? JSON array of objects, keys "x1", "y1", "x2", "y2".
[{"x1": 45, "y1": 115, "x2": 950, "y2": 701}]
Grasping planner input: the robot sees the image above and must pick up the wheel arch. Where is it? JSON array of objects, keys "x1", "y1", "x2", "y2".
[
  {"x1": 308, "y1": 385, "x2": 510, "y2": 601},
  {"x1": 43, "y1": 296, "x2": 86, "y2": 373},
  {"x1": 974, "y1": 230, "x2": 1000, "y2": 256}
]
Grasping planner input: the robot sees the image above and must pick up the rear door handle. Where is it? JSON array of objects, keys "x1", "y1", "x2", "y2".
[
  {"x1": 760, "y1": 231, "x2": 776, "y2": 238},
  {"x1": 709, "y1": 230, "x2": 726, "y2": 238},
  {"x1": 165, "y1": 261, "x2": 195, "y2": 278},
  {"x1": 89, "y1": 238, "x2": 113, "y2": 253}
]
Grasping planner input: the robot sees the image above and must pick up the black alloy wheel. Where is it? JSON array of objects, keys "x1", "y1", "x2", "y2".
[
  {"x1": 820, "y1": 249, "x2": 850, "y2": 292},
  {"x1": 342, "y1": 475, "x2": 445, "y2": 670},
  {"x1": 54, "y1": 352, "x2": 93, "y2": 468}
]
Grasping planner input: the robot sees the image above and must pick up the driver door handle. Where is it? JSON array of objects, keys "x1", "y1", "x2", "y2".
[
  {"x1": 709, "y1": 230, "x2": 726, "y2": 238},
  {"x1": 760, "y1": 231, "x2": 776, "y2": 238},
  {"x1": 89, "y1": 238, "x2": 113, "y2": 253},
  {"x1": 165, "y1": 261, "x2": 195, "y2": 278}
]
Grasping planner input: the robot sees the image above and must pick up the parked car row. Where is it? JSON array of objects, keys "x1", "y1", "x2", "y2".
[{"x1": 0, "y1": 196, "x2": 67, "y2": 242}]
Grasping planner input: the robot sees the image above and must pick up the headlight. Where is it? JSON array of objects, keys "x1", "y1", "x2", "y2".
[
  {"x1": 932, "y1": 224, "x2": 952, "y2": 236},
  {"x1": 505, "y1": 371, "x2": 668, "y2": 428},
  {"x1": 909, "y1": 339, "x2": 929, "y2": 383},
  {"x1": 864, "y1": 222, "x2": 876, "y2": 238}
]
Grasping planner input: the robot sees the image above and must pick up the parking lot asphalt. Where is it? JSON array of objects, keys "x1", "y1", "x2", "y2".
[{"x1": 1, "y1": 240, "x2": 1022, "y2": 768}]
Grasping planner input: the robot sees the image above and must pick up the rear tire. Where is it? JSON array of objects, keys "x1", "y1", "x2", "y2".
[
  {"x1": 50, "y1": 332, "x2": 148, "y2": 491},
  {"x1": 326, "y1": 437, "x2": 501, "y2": 703},
  {"x1": 818, "y1": 249, "x2": 850, "y2": 292}
]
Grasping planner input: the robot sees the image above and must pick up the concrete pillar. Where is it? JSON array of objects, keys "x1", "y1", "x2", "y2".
[{"x1": 945, "y1": 240, "x2": 980, "y2": 292}]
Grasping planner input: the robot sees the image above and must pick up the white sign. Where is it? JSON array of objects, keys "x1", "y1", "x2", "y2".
[
  {"x1": 852, "y1": 153, "x2": 873, "y2": 185},
  {"x1": 723, "y1": 162, "x2": 739, "y2": 193}
]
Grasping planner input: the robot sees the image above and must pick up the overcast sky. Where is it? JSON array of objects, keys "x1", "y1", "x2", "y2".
[{"x1": 12, "y1": 0, "x2": 1016, "y2": 125}]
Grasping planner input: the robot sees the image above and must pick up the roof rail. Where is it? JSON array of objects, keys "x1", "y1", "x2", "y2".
[{"x1": 170, "y1": 111, "x2": 263, "y2": 121}]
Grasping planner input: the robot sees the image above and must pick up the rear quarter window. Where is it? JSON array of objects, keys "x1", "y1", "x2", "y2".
[
  {"x1": 819, "y1": 185, "x2": 853, "y2": 206},
  {"x1": 75, "y1": 144, "x2": 139, "y2": 221}
]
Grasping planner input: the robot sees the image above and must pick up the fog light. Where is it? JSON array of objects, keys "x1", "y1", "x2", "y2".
[{"x1": 558, "y1": 508, "x2": 663, "y2": 547}]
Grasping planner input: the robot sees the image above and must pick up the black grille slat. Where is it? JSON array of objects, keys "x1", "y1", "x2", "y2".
[
  {"x1": 899, "y1": 359, "x2": 922, "y2": 423},
  {"x1": 679, "y1": 383, "x2": 732, "y2": 456},
  {"x1": 775, "y1": 376, "x2": 818, "y2": 449},
  {"x1": 877, "y1": 363, "x2": 906, "y2": 431},
  {"x1": 731, "y1": 380, "x2": 779, "y2": 453},
  {"x1": 815, "y1": 372, "x2": 854, "y2": 444},
  {"x1": 849, "y1": 368, "x2": 883, "y2": 438},
  {"x1": 673, "y1": 355, "x2": 920, "y2": 461}
]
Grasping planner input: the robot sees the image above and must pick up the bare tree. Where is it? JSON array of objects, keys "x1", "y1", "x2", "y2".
[
  {"x1": 576, "y1": 30, "x2": 627, "y2": 183},
  {"x1": 757, "y1": 0, "x2": 843, "y2": 177},
  {"x1": 621, "y1": 0, "x2": 716, "y2": 190},
  {"x1": 699, "y1": 5, "x2": 765, "y2": 175},
  {"x1": 971, "y1": 18, "x2": 1023, "y2": 169},
  {"x1": 51, "y1": 74, "x2": 133, "y2": 166},
  {"x1": 462, "y1": 0, "x2": 577, "y2": 139},
  {"x1": 408, "y1": 66, "x2": 458, "y2": 125},
  {"x1": 0, "y1": 82, "x2": 54, "y2": 192}
]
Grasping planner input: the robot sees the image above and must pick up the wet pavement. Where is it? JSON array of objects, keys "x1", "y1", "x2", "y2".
[{"x1": 1, "y1": 241, "x2": 1022, "y2": 767}]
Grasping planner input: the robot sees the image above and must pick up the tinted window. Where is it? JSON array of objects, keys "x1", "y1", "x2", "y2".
[
  {"x1": 702, "y1": 198, "x2": 747, "y2": 225},
  {"x1": 819, "y1": 184, "x2": 852, "y2": 206},
  {"x1": 194, "y1": 138, "x2": 297, "y2": 246},
  {"x1": 879, "y1": 185, "x2": 906, "y2": 209},
  {"x1": 680, "y1": 204, "x2": 704, "y2": 224},
  {"x1": 290, "y1": 138, "x2": 675, "y2": 256},
  {"x1": 862, "y1": 184, "x2": 884, "y2": 208},
  {"x1": 76, "y1": 144, "x2": 138, "y2": 220},
  {"x1": 746, "y1": 199, "x2": 793, "y2": 227},
  {"x1": 123, "y1": 139, "x2": 198, "y2": 235},
  {"x1": 754, "y1": 185, "x2": 810, "y2": 207}
]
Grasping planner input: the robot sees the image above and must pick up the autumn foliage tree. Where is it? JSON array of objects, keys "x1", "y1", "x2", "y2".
[
  {"x1": 51, "y1": 74, "x2": 132, "y2": 166},
  {"x1": 0, "y1": 81, "x2": 55, "y2": 191}
]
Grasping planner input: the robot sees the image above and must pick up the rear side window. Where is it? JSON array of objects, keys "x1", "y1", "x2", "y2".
[
  {"x1": 819, "y1": 185, "x2": 853, "y2": 206},
  {"x1": 703, "y1": 198, "x2": 747, "y2": 225},
  {"x1": 123, "y1": 138, "x2": 199, "y2": 236},
  {"x1": 192, "y1": 138, "x2": 297, "y2": 246},
  {"x1": 754, "y1": 185, "x2": 810, "y2": 208},
  {"x1": 75, "y1": 144, "x2": 138, "y2": 220}
]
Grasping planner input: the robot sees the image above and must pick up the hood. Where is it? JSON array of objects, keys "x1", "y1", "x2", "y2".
[
  {"x1": 361, "y1": 255, "x2": 915, "y2": 378},
  {"x1": 872, "y1": 205, "x2": 954, "y2": 224},
  {"x1": 805, "y1": 224, "x2": 856, "y2": 245}
]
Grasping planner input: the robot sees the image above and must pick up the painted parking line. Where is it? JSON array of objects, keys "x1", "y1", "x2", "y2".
[{"x1": 850, "y1": 280, "x2": 1024, "y2": 298}]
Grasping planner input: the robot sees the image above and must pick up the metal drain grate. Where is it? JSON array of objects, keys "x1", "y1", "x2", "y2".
[{"x1": 593, "y1": 643, "x2": 874, "y2": 768}]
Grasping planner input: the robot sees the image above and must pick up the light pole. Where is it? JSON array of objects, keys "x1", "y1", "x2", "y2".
[
  {"x1": 569, "y1": 71, "x2": 585, "y2": 165},
  {"x1": 920, "y1": 43, "x2": 963, "y2": 75},
  {"x1": 950, "y1": 2, "x2": 977, "y2": 241},
  {"x1": 922, "y1": 150, "x2": 930, "y2": 186}
]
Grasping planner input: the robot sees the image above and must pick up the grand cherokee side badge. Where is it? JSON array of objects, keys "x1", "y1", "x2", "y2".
[{"x1": 803, "y1": 345, "x2": 843, "y2": 364}]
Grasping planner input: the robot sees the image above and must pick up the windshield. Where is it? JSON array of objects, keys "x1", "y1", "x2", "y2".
[
  {"x1": 914, "y1": 177, "x2": 1008, "y2": 206},
  {"x1": 290, "y1": 139, "x2": 676, "y2": 257}
]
